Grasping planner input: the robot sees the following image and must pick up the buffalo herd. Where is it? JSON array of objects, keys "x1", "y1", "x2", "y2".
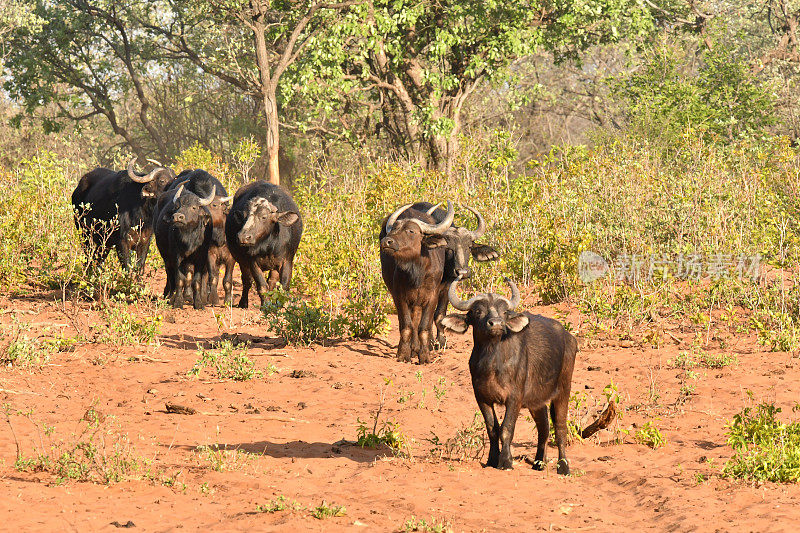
[{"x1": 71, "y1": 159, "x2": 578, "y2": 473}]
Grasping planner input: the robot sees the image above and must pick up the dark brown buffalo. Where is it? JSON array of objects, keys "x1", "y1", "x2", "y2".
[
  {"x1": 442, "y1": 278, "x2": 577, "y2": 474},
  {"x1": 225, "y1": 181, "x2": 302, "y2": 308},
  {"x1": 154, "y1": 184, "x2": 215, "y2": 309},
  {"x1": 72, "y1": 157, "x2": 174, "y2": 272},
  {"x1": 410, "y1": 202, "x2": 500, "y2": 348},
  {"x1": 379, "y1": 202, "x2": 454, "y2": 363}
]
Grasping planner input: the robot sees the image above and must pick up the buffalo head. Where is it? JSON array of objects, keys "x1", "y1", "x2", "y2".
[
  {"x1": 441, "y1": 277, "x2": 528, "y2": 339},
  {"x1": 171, "y1": 184, "x2": 214, "y2": 228},
  {"x1": 128, "y1": 156, "x2": 176, "y2": 199},
  {"x1": 237, "y1": 197, "x2": 299, "y2": 246},
  {"x1": 380, "y1": 201, "x2": 455, "y2": 260}
]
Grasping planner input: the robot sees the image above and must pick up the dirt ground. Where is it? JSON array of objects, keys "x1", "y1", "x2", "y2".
[{"x1": 1, "y1": 274, "x2": 799, "y2": 532}]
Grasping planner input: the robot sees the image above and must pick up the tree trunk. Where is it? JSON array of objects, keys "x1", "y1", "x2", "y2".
[
  {"x1": 428, "y1": 105, "x2": 462, "y2": 175},
  {"x1": 263, "y1": 89, "x2": 281, "y2": 185},
  {"x1": 253, "y1": 19, "x2": 281, "y2": 185}
]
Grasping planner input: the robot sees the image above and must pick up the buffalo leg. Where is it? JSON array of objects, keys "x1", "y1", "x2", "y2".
[
  {"x1": 431, "y1": 283, "x2": 449, "y2": 349},
  {"x1": 395, "y1": 298, "x2": 413, "y2": 363},
  {"x1": 250, "y1": 263, "x2": 270, "y2": 307},
  {"x1": 278, "y1": 259, "x2": 293, "y2": 290},
  {"x1": 115, "y1": 241, "x2": 133, "y2": 271},
  {"x1": 134, "y1": 237, "x2": 151, "y2": 274},
  {"x1": 238, "y1": 261, "x2": 253, "y2": 308},
  {"x1": 207, "y1": 251, "x2": 221, "y2": 306},
  {"x1": 498, "y1": 398, "x2": 522, "y2": 470},
  {"x1": 478, "y1": 402, "x2": 501, "y2": 468},
  {"x1": 417, "y1": 301, "x2": 436, "y2": 364},
  {"x1": 531, "y1": 406, "x2": 549, "y2": 470},
  {"x1": 173, "y1": 264, "x2": 187, "y2": 309},
  {"x1": 192, "y1": 263, "x2": 207, "y2": 310},
  {"x1": 266, "y1": 269, "x2": 280, "y2": 291},
  {"x1": 550, "y1": 394, "x2": 571, "y2": 475},
  {"x1": 222, "y1": 260, "x2": 234, "y2": 306}
]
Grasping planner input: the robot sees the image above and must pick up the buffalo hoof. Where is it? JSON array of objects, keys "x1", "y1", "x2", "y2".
[
  {"x1": 417, "y1": 351, "x2": 432, "y2": 364},
  {"x1": 530, "y1": 459, "x2": 546, "y2": 471},
  {"x1": 237, "y1": 298, "x2": 248, "y2": 309},
  {"x1": 497, "y1": 460, "x2": 513, "y2": 471},
  {"x1": 556, "y1": 459, "x2": 570, "y2": 476}
]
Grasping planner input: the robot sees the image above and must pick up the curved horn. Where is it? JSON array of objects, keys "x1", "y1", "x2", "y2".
[
  {"x1": 219, "y1": 195, "x2": 233, "y2": 203},
  {"x1": 448, "y1": 277, "x2": 483, "y2": 312},
  {"x1": 425, "y1": 203, "x2": 440, "y2": 216},
  {"x1": 415, "y1": 200, "x2": 455, "y2": 235},
  {"x1": 198, "y1": 186, "x2": 216, "y2": 206},
  {"x1": 385, "y1": 203, "x2": 412, "y2": 233},
  {"x1": 496, "y1": 277, "x2": 521, "y2": 310},
  {"x1": 127, "y1": 156, "x2": 159, "y2": 184},
  {"x1": 146, "y1": 158, "x2": 163, "y2": 167},
  {"x1": 466, "y1": 206, "x2": 487, "y2": 239},
  {"x1": 172, "y1": 184, "x2": 184, "y2": 203}
]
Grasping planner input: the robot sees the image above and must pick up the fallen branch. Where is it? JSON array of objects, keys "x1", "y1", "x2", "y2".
[{"x1": 581, "y1": 400, "x2": 617, "y2": 439}]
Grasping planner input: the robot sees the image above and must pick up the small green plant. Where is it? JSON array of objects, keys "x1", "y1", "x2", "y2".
[
  {"x1": 310, "y1": 500, "x2": 346, "y2": 519},
  {"x1": 1, "y1": 320, "x2": 54, "y2": 368},
  {"x1": 340, "y1": 281, "x2": 390, "y2": 339},
  {"x1": 188, "y1": 341, "x2": 262, "y2": 381},
  {"x1": 634, "y1": 421, "x2": 666, "y2": 449},
  {"x1": 403, "y1": 516, "x2": 453, "y2": 533},
  {"x1": 723, "y1": 402, "x2": 800, "y2": 483},
  {"x1": 262, "y1": 288, "x2": 345, "y2": 346},
  {"x1": 256, "y1": 495, "x2": 303, "y2": 513},
  {"x1": 195, "y1": 444, "x2": 253, "y2": 472},
  {"x1": 670, "y1": 347, "x2": 737, "y2": 369},
  {"x1": 425, "y1": 411, "x2": 486, "y2": 462},
  {"x1": 97, "y1": 297, "x2": 161, "y2": 345},
  {"x1": 357, "y1": 386, "x2": 407, "y2": 454}
]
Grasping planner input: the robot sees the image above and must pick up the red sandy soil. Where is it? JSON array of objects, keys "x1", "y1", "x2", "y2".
[{"x1": 1, "y1": 275, "x2": 799, "y2": 532}]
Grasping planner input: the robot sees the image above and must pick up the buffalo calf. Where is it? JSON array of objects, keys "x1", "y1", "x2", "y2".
[{"x1": 442, "y1": 278, "x2": 577, "y2": 474}]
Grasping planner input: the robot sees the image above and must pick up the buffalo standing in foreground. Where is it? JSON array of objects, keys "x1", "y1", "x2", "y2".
[
  {"x1": 379, "y1": 202, "x2": 453, "y2": 363},
  {"x1": 226, "y1": 181, "x2": 302, "y2": 308},
  {"x1": 442, "y1": 278, "x2": 577, "y2": 474},
  {"x1": 72, "y1": 157, "x2": 175, "y2": 272},
  {"x1": 409, "y1": 202, "x2": 500, "y2": 347},
  {"x1": 155, "y1": 169, "x2": 234, "y2": 305},
  {"x1": 154, "y1": 184, "x2": 216, "y2": 309}
]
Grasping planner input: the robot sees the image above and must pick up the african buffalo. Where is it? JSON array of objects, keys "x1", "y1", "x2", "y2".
[
  {"x1": 154, "y1": 184, "x2": 215, "y2": 309},
  {"x1": 442, "y1": 277, "x2": 577, "y2": 474},
  {"x1": 410, "y1": 202, "x2": 500, "y2": 347},
  {"x1": 379, "y1": 201, "x2": 453, "y2": 363},
  {"x1": 72, "y1": 157, "x2": 174, "y2": 272},
  {"x1": 225, "y1": 181, "x2": 302, "y2": 308}
]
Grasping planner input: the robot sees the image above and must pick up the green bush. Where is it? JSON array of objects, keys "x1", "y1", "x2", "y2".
[
  {"x1": 724, "y1": 402, "x2": 800, "y2": 483},
  {"x1": 188, "y1": 341, "x2": 262, "y2": 381}
]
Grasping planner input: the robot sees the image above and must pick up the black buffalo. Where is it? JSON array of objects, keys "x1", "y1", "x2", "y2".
[
  {"x1": 154, "y1": 169, "x2": 233, "y2": 305},
  {"x1": 225, "y1": 181, "x2": 302, "y2": 308},
  {"x1": 409, "y1": 202, "x2": 499, "y2": 347},
  {"x1": 379, "y1": 202, "x2": 453, "y2": 363},
  {"x1": 72, "y1": 157, "x2": 175, "y2": 272},
  {"x1": 442, "y1": 278, "x2": 577, "y2": 474},
  {"x1": 154, "y1": 184, "x2": 216, "y2": 309}
]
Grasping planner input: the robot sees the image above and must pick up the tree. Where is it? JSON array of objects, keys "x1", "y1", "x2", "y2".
[
  {"x1": 4, "y1": 0, "x2": 169, "y2": 160},
  {"x1": 290, "y1": 0, "x2": 656, "y2": 174},
  {"x1": 146, "y1": 0, "x2": 358, "y2": 185}
]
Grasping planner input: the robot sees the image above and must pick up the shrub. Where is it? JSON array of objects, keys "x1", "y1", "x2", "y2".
[
  {"x1": 188, "y1": 341, "x2": 262, "y2": 381},
  {"x1": 724, "y1": 402, "x2": 800, "y2": 483},
  {"x1": 310, "y1": 501, "x2": 347, "y2": 519},
  {"x1": 96, "y1": 297, "x2": 162, "y2": 345},
  {"x1": 634, "y1": 421, "x2": 666, "y2": 449},
  {"x1": 262, "y1": 288, "x2": 345, "y2": 346}
]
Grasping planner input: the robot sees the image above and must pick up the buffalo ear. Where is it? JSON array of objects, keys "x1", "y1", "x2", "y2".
[
  {"x1": 505, "y1": 312, "x2": 529, "y2": 333},
  {"x1": 471, "y1": 244, "x2": 500, "y2": 262},
  {"x1": 441, "y1": 314, "x2": 469, "y2": 334},
  {"x1": 422, "y1": 235, "x2": 447, "y2": 249},
  {"x1": 276, "y1": 212, "x2": 299, "y2": 225}
]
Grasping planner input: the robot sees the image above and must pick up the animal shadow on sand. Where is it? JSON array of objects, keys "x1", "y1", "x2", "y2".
[
  {"x1": 170, "y1": 439, "x2": 387, "y2": 463},
  {"x1": 157, "y1": 332, "x2": 286, "y2": 351}
]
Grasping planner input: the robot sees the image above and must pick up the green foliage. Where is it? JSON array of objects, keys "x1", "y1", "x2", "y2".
[
  {"x1": 634, "y1": 421, "x2": 666, "y2": 449},
  {"x1": 724, "y1": 402, "x2": 800, "y2": 483},
  {"x1": 195, "y1": 444, "x2": 253, "y2": 472},
  {"x1": 310, "y1": 501, "x2": 347, "y2": 520},
  {"x1": 5, "y1": 405, "x2": 156, "y2": 485},
  {"x1": 670, "y1": 347, "x2": 738, "y2": 370},
  {"x1": 262, "y1": 289, "x2": 345, "y2": 346},
  {"x1": 256, "y1": 495, "x2": 303, "y2": 514},
  {"x1": 97, "y1": 297, "x2": 162, "y2": 346},
  {"x1": 425, "y1": 411, "x2": 486, "y2": 462},
  {"x1": 188, "y1": 341, "x2": 262, "y2": 381},
  {"x1": 403, "y1": 516, "x2": 453, "y2": 533},
  {"x1": 356, "y1": 417, "x2": 406, "y2": 452},
  {"x1": 1, "y1": 319, "x2": 54, "y2": 368},
  {"x1": 612, "y1": 38, "x2": 776, "y2": 142}
]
